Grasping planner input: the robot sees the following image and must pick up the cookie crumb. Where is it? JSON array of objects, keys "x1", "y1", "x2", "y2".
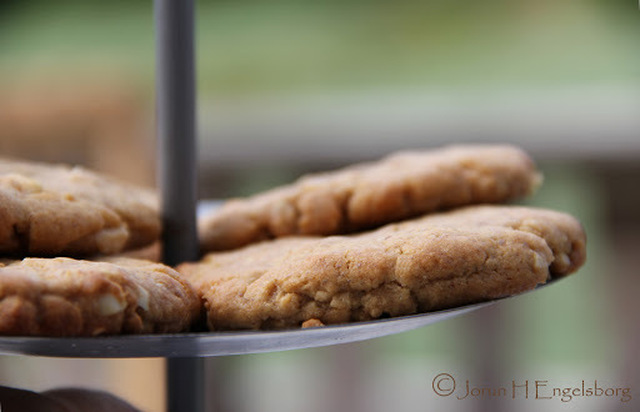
[{"x1": 302, "y1": 319, "x2": 325, "y2": 328}]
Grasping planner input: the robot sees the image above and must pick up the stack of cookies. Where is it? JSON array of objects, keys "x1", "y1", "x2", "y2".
[
  {"x1": 182, "y1": 145, "x2": 586, "y2": 330},
  {"x1": 0, "y1": 145, "x2": 586, "y2": 336},
  {"x1": 0, "y1": 159, "x2": 200, "y2": 336}
]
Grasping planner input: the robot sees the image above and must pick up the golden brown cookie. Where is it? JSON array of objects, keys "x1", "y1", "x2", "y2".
[
  {"x1": 198, "y1": 145, "x2": 542, "y2": 252},
  {"x1": 180, "y1": 205, "x2": 585, "y2": 330},
  {"x1": 0, "y1": 158, "x2": 160, "y2": 257},
  {"x1": 0, "y1": 257, "x2": 200, "y2": 336}
]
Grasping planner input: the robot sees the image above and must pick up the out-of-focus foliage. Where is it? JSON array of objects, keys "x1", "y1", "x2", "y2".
[{"x1": 0, "y1": 0, "x2": 637, "y2": 97}]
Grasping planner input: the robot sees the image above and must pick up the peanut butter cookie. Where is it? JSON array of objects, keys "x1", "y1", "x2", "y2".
[
  {"x1": 199, "y1": 145, "x2": 542, "y2": 252},
  {"x1": 181, "y1": 205, "x2": 585, "y2": 330},
  {"x1": 0, "y1": 158, "x2": 160, "y2": 257},
  {"x1": 0, "y1": 257, "x2": 200, "y2": 336}
]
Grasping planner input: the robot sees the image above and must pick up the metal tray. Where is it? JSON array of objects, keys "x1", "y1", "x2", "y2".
[{"x1": 0, "y1": 300, "x2": 492, "y2": 358}]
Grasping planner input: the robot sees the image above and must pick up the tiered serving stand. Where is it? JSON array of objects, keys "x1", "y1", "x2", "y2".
[{"x1": 0, "y1": 2, "x2": 552, "y2": 410}]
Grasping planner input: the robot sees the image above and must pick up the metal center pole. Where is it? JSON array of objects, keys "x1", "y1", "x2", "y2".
[{"x1": 154, "y1": 0, "x2": 204, "y2": 411}]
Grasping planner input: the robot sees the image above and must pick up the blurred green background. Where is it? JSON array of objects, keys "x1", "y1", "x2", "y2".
[
  {"x1": 1, "y1": 0, "x2": 638, "y2": 93},
  {"x1": 0, "y1": 0, "x2": 638, "y2": 411}
]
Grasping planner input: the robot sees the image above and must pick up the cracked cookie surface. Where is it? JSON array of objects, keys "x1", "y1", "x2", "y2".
[
  {"x1": 198, "y1": 145, "x2": 542, "y2": 252},
  {"x1": 180, "y1": 205, "x2": 586, "y2": 330},
  {"x1": 0, "y1": 257, "x2": 200, "y2": 336},
  {"x1": 0, "y1": 159, "x2": 160, "y2": 257}
]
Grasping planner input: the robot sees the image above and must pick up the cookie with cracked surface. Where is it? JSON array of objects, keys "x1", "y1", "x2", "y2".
[
  {"x1": 198, "y1": 145, "x2": 542, "y2": 252},
  {"x1": 0, "y1": 158, "x2": 160, "y2": 257},
  {"x1": 180, "y1": 205, "x2": 585, "y2": 330},
  {"x1": 0, "y1": 257, "x2": 200, "y2": 336}
]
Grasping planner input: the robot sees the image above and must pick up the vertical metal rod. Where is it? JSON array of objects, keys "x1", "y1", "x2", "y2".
[
  {"x1": 155, "y1": 0, "x2": 198, "y2": 266},
  {"x1": 166, "y1": 357, "x2": 205, "y2": 412},
  {"x1": 154, "y1": 0, "x2": 204, "y2": 411}
]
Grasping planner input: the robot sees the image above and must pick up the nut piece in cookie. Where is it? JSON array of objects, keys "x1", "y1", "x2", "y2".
[
  {"x1": 180, "y1": 205, "x2": 585, "y2": 331},
  {"x1": 0, "y1": 158, "x2": 160, "y2": 257},
  {"x1": 0, "y1": 257, "x2": 200, "y2": 336},
  {"x1": 198, "y1": 145, "x2": 543, "y2": 252}
]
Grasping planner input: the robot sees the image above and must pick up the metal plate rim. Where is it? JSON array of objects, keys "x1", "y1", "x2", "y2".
[{"x1": 0, "y1": 300, "x2": 495, "y2": 359}]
